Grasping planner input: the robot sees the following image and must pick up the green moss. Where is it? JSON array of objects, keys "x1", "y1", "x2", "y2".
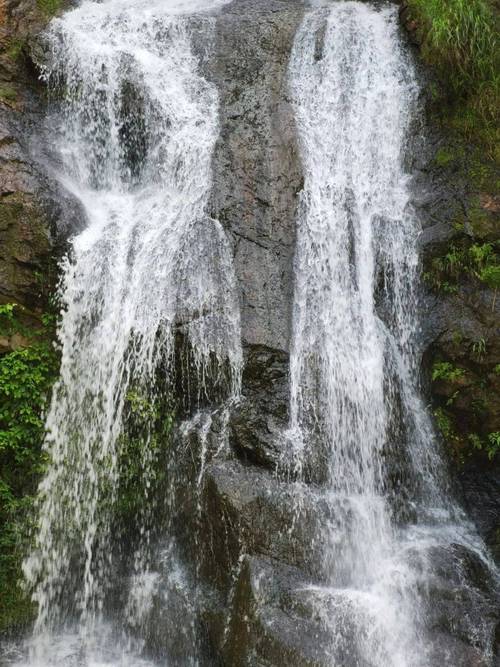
[
  {"x1": 116, "y1": 388, "x2": 175, "y2": 527},
  {"x1": 6, "y1": 39, "x2": 26, "y2": 63},
  {"x1": 434, "y1": 147, "x2": 457, "y2": 167},
  {"x1": 0, "y1": 86, "x2": 18, "y2": 103},
  {"x1": 36, "y1": 0, "x2": 63, "y2": 17},
  {"x1": 466, "y1": 155, "x2": 500, "y2": 191}
]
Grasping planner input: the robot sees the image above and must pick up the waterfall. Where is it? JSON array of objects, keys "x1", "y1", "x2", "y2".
[
  {"x1": 19, "y1": 0, "x2": 241, "y2": 664},
  {"x1": 288, "y1": 3, "x2": 499, "y2": 666}
]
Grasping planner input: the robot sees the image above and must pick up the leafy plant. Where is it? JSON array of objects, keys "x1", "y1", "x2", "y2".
[
  {"x1": 467, "y1": 431, "x2": 500, "y2": 460},
  {"x1": 468, "y1": 432, "x2": 483, "y2": 451},
  {"x1": 0, "y1": 305, "x2": 59, "y2": 632},
  {"x1": 446, "y1": 390, "x2": 460, "y2": 406},
  {"x1": 432, "y1": 361, "x2": 466, "y2": 382},
  {"x1": 472, "y1": 337, "x2": 487, "y2": 359},
  {"x1": 425, "y1": 241, "x2": 499, "y2": 297},
  {"x1": 434, "y1": 407, "x2": 456, "y2": 440},
  {"x1": 487, "y1": 431, "x2": 500, "y2": 459}
]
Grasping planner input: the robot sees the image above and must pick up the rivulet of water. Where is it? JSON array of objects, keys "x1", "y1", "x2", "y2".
[
  {"x1": 17, "y1": 0, "x2": 240, "y2": 664},
  {"x1": 287, "y1": 3, "x2": 499, "y2": 665}
]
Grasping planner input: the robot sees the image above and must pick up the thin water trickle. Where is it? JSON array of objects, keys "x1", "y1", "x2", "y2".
[
  {"x1": 14, "y1": 0, "x2": 240, "y2": 665},
  {"x1": 288, "y1": 3, "x2": 499, "y2": 665}
]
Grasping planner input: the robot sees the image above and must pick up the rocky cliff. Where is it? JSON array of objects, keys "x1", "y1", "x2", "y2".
[{"x1": 0, "y1": 0, "x2": 498, "y2": 663}]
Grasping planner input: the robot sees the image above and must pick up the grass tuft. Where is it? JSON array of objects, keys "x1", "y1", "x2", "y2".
[{"x1": 407, "y1": 0, "x2": 499, "y2": 148}]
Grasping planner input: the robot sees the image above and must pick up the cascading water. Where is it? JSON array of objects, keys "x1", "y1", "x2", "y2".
[
  {"x1": 287, "y1": 3, "x2": 499, "y2": 666},
  {"x1": 13, "y1": 0, "x2": 241, "y2": 665}
]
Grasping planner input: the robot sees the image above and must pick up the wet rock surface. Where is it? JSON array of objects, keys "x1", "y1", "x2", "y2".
[
  {"x1": 210, "y1": 0, "x2": 303, "y2": 354},
  {"x1": 221, "y1": 556, "x2": 333, "y2": 667},
  {"x1": 229, "y1": 345, "x2": 289, "y2": 469},
  {"x1": 0, "y1": 0, "x2": 81, "y2": 325},
  {"x1": 202, "y1": 459, "x2": 326, "y2": 582}
]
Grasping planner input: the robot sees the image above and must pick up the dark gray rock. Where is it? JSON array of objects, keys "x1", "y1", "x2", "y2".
[
  {"x1": 201, "y1": 459, "x2": 326, "y2": 593},
  {"x1": 229, "y1": 345, "x2": 289, "y2": 469},
  {"x1": 221, "y1": 556, "x2": 334, "y2": 667},
  {"x1": 210, "y1": 0, "x2": 304, "y2": 353},
  {"x1": 459, "y1": 467, "x2": 500, "y2": 564}
]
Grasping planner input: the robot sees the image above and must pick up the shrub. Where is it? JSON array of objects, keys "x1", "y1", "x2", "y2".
[
  {"x1": 0, "y1": 305, "x2": 59, "y2": 632},
  {"x1": 432, "y1": 361, "x2": 466, "y2": 382}
]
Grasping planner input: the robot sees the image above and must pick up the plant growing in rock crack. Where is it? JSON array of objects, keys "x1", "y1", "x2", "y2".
[
  {"x1": 472, "y1": 337, "x2": 487, "y2": 359},
  {"x1": 432, "y1": 361, "x2": 466, "y2": 382},
  {"x1": 487, "y1": 432, "x2": 500, "y2": 459},
  {"x1": 434, "y1": 407, "x2": 457, "y2": 441},
  {"x1": 425, "y1": 242, "x2": 500, "y2": 305}
]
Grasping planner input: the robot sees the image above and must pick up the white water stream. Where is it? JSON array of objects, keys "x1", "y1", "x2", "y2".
[
  {"x1": 10, "y1": 0, "x2": 240, "y2": 665},
  {"x1": 288, "y1": 3, "x2": 498, "y2": 666}
]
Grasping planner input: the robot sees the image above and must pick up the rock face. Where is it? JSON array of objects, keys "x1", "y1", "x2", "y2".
[
  {"x1": 0, "y1": 0, "x2": 80, "y2": 328},
  {"x1": 207, "y1": 0, "x2": 305, "y2": 524},
  {"x1": 210, "y1": 0, "x2": 303, "y2": 354}
]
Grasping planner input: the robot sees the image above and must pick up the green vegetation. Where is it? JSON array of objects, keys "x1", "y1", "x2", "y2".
[
  {"x1": 407, "y1": 0, "x2": 499, "y2": 150},
  {"x1": 424, "y1": 241, "x2": 500, "y2": 297},
  {"x1": 435, "y1": 406, "x2": 500, "y2": 464},
  {"x1": 487, "y1": 431, "x2": 500, "y2": 458},
  {"x1": 432, "y1": 361, "x2": 466, "y2": 382},
  {"x1": 36, "y1": 0, "x2": 63, "y2": 17},
  {"x1": 415, "y1": 2, "x2": 500, "y2": 471},
  {"x1": 0, "y1": 85, "x2": 18, "y2": 103},
  {"x1": 6, "y1": 38, "x2": 26, "y2": 63},
  {"x1": 434, "y1": 407, "x2": 457, "y2": 442},
  {"x1": 472, "y1": 337, "x2": 487, "y2": 359},
  {"x1": 117, "y1": 387, "x2": 175, "y2": 528},
  {"x1": 434, "y1": 147, "x2": 457, "y2": 167},
  {"x1": 0, "y1": 303, "x2": 177, "y2": 633},
  {"x1": 430, "y1": 333, "x2": 499, "y2": 466},
  {"x1": 467, "y1": 431, "x2": 500, "y2": 460},
  {"x1": 0, "y1": 304, "x2": 59, "y2": 633}
]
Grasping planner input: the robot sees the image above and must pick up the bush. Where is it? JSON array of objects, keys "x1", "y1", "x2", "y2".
[
  {"x1": 0, "y1": 305, "x2": 59, "y2": 633},
  {"x1": 432, "y1": 361, "x2": 466, "y2": 382}
]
